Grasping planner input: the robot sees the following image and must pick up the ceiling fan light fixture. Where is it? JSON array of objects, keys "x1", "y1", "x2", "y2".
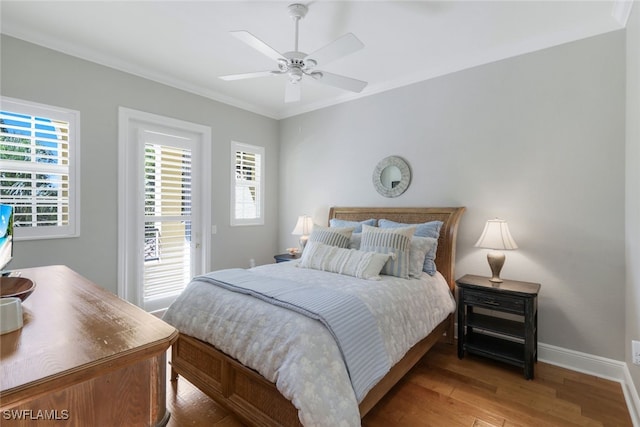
[
  {"x1": 289, "y1": 67, "x2": 303, "y2": 82},
  {"x1": 219, "y1": 2, "x2": 367, "y2": 102}
]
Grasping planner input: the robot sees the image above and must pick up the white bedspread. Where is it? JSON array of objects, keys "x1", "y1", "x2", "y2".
[{"x1": 163, "y1": 261, "x2": 456, "y2": 427}]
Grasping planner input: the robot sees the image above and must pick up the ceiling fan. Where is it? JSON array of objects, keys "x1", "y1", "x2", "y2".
[{"x1": 219, "y1": 3, "x2": 367, "y2": 103}]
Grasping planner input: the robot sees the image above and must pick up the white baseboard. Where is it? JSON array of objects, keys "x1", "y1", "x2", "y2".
[
  {"x1": 538, "y1": 342, "x2": 640, "y2": 427},
  {"x1": 453, "y1": 325, "x2": 640, "y2": 425},
  {"x1": 623, "y1": 363, "x2": 640, "y2": 427}
]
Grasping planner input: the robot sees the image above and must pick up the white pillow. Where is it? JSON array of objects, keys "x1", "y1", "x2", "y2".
[
  {"x1": 408, "y1": 236, "x2": 438, "y2": 278},
  {"x1": 298, "y1": 241, "x2": 393, "y2": 280},
  {"x1": 349, "y1": 233, "x2": 362, "y2": 250}
]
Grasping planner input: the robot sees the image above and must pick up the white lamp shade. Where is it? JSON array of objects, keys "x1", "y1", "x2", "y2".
[
  {"x1": 292, "y1": 215, "x2": 313, "y2": 236},
  {"x1": 474, "y1": 219, "x2": 518, "y2": 250}
]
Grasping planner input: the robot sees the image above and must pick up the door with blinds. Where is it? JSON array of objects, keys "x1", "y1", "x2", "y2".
[
  {"x1": 142, "y1": 130, "x2": 196, "y2": 313},
  {"x1": 118, "y1": 108, "x2": 211, "y2": 314}
]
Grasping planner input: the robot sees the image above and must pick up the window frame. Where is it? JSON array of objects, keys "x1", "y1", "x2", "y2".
[
  {"x1": 230, "y1": 141, "x2": 264, "y2": 226},
  {"x1": 0, "y1": 97, "x2": 80, "y2": 240}
]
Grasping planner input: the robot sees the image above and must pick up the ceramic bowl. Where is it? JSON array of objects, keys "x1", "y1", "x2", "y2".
[{"x1": 0, "y1": 277, "x2": 36, "y2": 301}]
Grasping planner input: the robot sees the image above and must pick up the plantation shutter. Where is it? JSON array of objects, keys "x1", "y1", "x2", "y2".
[
  {"x1": 0, "y1": 100, "x2": 79, "y2": 239},
  {"x1": 143, "y1": 141, "x2": 192, "y2": 307},
  {"x1": 231, "y1": 141, "x2": 264, "y2": 226}
]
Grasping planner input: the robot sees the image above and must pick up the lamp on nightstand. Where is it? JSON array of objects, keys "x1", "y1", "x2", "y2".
[
  {"x1": 291, "y1": 215, "x2": 313, "y2": 251},
  {"x1": 474, "y1": 218, "x2": 518, "y2": 283}
]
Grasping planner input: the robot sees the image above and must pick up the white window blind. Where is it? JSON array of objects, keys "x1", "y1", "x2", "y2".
[
  {"x1": 231, "y1": 141, "x2": 264, "y2": 226},
  {"x1": 143, "y1": 142, "x2": 192, "y2": 305},
  {"x1": 0, "y1": 97, "x2": 79, "y2": 239}
]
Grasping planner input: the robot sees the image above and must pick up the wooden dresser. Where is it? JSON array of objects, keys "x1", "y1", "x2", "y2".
[{"x1": 0, "y1": 265, "x2": 178, "y2": 426}]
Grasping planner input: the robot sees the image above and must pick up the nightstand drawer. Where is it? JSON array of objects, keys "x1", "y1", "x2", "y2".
[{"x1": 463, "y1": 289, "x2": 524, "y2": 313}]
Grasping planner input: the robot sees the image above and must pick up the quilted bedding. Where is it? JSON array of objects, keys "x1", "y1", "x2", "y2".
[{"x1": 163, "y1": 261, "x2": 456, "y2": 427}]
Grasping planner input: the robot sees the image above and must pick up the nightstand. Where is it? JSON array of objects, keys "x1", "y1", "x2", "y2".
[
  {"x1": 456, "y1": 274, "x2": 540, "y2": 379},
  {"x1": 274, "y1": 253, "x2": 301, "y2": 263}
]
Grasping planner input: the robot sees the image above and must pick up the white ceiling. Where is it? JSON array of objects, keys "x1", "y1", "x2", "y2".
[{"x1": 0, "y1": 1, "x2": 631, "y2": 119}]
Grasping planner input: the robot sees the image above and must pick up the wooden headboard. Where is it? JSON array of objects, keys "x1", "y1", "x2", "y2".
[{"x1": 328, "y1": 207, "x2": 465, "y2": 290}]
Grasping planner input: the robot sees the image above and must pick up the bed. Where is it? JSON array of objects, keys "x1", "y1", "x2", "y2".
[{"x1": 165, "y1": 206, "x2": 465, "y2": 426}]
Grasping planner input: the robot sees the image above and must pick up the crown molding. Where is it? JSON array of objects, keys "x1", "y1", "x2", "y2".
[
  {"x1": 0, "y1": 26, "x2": 279, "y2": 120},
  {"x1": 2, "y1": 4, "x2": 629, "y2": 121},
  {"x1": 612, "y1": 0, "x2": 634, "y2": 27}
]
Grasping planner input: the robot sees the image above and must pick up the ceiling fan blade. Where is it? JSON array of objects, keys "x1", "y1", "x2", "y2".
[
  {"x1": 285, "y1": 81, "x2": 301, "y2": 103},
  {"x1": 230, "y1": 30, "x2": 285, "y2": 62},
  {"x1": 311, "y1": 71, "x2": 367, "y2": 93},
  {"x1": 219, "y1": 70, "x2": 283, "y2": 81},
  {"x1": 305, "y1": 33, "x2": 364, "y2": 66}
]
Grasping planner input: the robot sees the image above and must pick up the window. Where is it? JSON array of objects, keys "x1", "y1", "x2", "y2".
[
  {"x1": 0, "y1": 97, "x2": 79, "y2": 240},
  {"x1": 231, "y1": 141, "x2": 264, "y2": 226}
]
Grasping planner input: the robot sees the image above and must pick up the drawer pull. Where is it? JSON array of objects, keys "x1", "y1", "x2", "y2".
[{"x1": 482, "y1": 299, "x2": 500, "y2": 306}]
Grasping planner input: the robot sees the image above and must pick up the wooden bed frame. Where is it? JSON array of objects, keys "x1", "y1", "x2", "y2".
[{"x1": 170, "y1": 206, "x2": 465, "y2": 426}]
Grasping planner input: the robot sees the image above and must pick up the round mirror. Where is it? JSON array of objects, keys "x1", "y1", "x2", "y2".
[{"x1": 372, "y1": 156, "x2": 411, "y2": 197}]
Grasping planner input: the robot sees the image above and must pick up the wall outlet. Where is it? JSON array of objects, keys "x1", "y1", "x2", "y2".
[{"x1": 633, "y1": 340, "x2": 640, "y2": 366}]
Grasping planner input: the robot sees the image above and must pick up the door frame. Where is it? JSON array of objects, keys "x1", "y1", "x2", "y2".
[{"x1": 117, "y1": 107, "x2": 211, "y2": 308}]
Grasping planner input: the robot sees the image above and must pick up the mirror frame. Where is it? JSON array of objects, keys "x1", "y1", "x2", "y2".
[{"x1": 372, "y1": 156, "x2": 411, "y2": 198}]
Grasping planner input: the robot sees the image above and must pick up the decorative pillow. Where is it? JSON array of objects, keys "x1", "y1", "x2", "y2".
[
  {"x1": 307, "y1": 225, "x2": 354, "y2": 248},
  {"x1": 329, "y1": 218, "x2": 376, "y2": 233},
  {"x1": 378, "y1": 219, "x2": 443, "y2": 275},
  {"x1": 408, "y1": 236, "x2": 438, "y2": 278},
  {"x1": 360, "y1": 224, "x2": 416, "y2": 279},
  {"x1": 299, "y1": 241, "x2": 393, "y2": 280},
  {"x1": 349, "y1": 233, "x2": 362, "y2": 250}
]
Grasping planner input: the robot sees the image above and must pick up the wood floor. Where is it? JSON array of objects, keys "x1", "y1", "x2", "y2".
[{"x1": 166, "y1": 340, "x2": 633, "y2": 427}]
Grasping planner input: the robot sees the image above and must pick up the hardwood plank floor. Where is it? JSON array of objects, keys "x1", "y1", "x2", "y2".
[{"x1": 166, "y1": 341, "x2": 633, "y2": 426}]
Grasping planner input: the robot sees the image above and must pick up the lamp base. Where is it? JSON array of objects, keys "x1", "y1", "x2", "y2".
[
  {"x1": 487, "y1": 250, "x2": 505, "y2": 283},
  {"x1": 298, "y1": 235, "x2": 309, "y2": 252}
]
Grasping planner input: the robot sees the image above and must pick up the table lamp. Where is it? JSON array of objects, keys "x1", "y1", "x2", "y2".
[
  {"x1": 474, "y1": 218, "x2": 518, "y2": 283},
  {"x1": 291, "y1": 215, "x2": 313, "y2": 251}
]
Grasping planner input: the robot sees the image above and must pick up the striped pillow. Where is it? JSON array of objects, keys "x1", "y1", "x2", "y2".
[
  {"x1": 379, "y1": 219, "x2": 443, "y2": 275},
  {"x1": 307, "y1": 225, "x2": 354, "y2": 248},
  {"x1": 299, "y1": 241, "x2": 392, "y2": 280},
  {"x1": 360, "y1": 224, "x2": 416, "y2": 279}
]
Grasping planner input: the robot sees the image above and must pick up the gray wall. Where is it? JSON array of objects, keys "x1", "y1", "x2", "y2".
[
  {"x1": 626, "y1": 5, "x2": 640, "y2": 395},
  {"x1": 279, "y1": 31, "x2": 627, "y2": 361},
  {"x1": 1, "y1": 27, "x2": 633, "y2": 366},
  {"x1": 0, "y1": 35, "x2": 281, "y2": 293}
]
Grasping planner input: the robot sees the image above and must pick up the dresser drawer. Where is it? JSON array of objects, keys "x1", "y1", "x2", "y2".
[{"x1": 463, "y1": 289, "x2": 524, "y2": 313}]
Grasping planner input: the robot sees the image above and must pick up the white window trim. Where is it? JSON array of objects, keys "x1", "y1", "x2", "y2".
[
  {"x1": 0, "y1": 96, "x2": 80, "y2": 240},
  {"x1": 118, "y1": 107, "x2": 211, "y2": 308},
  {"x1": 230, "y1": 141, "x2": 264, "y2": 226}
]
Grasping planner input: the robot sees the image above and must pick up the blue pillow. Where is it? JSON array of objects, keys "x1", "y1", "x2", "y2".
[
  {"x1": 329, "y1": 218, "x2": 376, "y2": 233},
  {"x1": 378, "y1": 219, "x2": 443, "y2": 275}
]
